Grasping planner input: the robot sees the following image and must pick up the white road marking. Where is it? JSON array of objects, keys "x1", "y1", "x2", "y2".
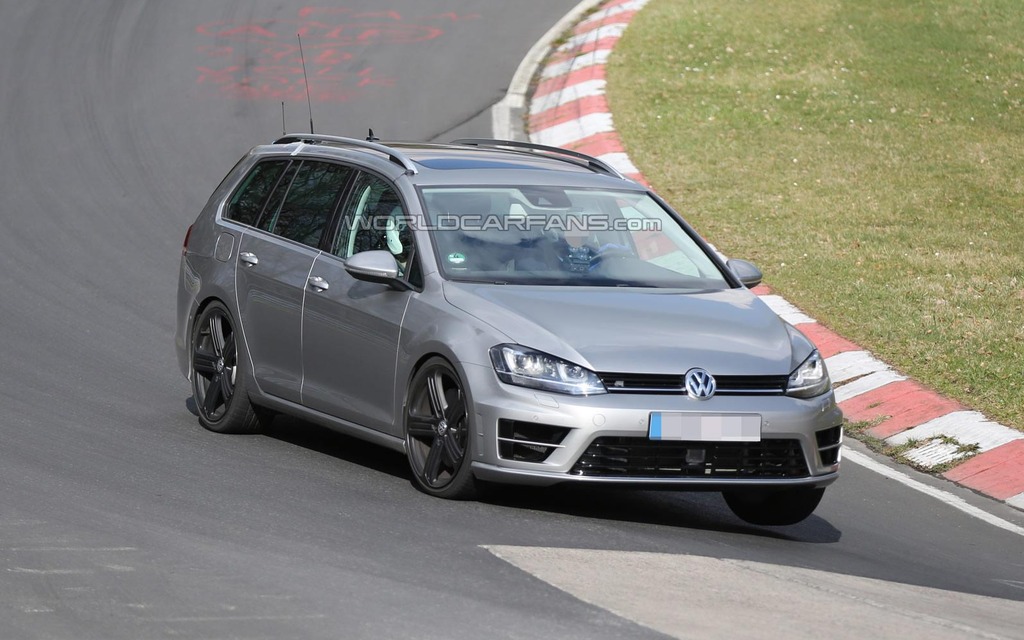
[
  {"x1": 833, "y1": 369, "x2": 907, "y2": 402},
  {"x1": 154, "y1": 614, "x2": 327, "y2": 623},
  {"x1": 8, "y1": 567, "x2": 93, "y2": 575},
  {"x1": 843, "y1": 448, "x2": 1024, "y2": 537},
  {"x1": 555, "y1": 24, "x2": 628, "y2": 52},
  {"x1": 886, "y1": 411, "x2": 1024, "y2": 452},
  {"x1": 532, "y1": 112, "x2": 615, "y2": 147},
  {"x1": 485, "y1": 546, "x2": 1023, "y2": 640},
  {"x1": 539, "y1": 50, "x2": 613, "y2": 80},
  {"x1": 595, "y1": 151, "x2": 641, "y2": 175},
  {"x1": 826, "y1": 350, "x2": 891, "y2": 384},
  {"x1": 4, "y1": 547, "x2": 138, "y2": 552},
  {"x1": 903, "y1": 438, "x2": 965, "y2": 468},
  {"x1": 759, "y1": 294, "x2": 817, "y2": 325},
  {"x1": 530, "y1": 79, "x2": 607, "y2": 114}
]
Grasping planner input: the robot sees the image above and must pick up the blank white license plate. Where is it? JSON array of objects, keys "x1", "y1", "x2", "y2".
[{"x1": 649, "y1": 413, "x2": 761, "y2": 442}]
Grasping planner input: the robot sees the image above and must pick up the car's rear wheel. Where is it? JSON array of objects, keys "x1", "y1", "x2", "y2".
[
  {"x1": 190, "y1": 301, "x2": 264, "y2": 434},
  {"x1": 404, "y1": 358, "x2": 477, "y2": 499},
  {"x1": 723, "y1": 487, "x2": 825, "y2": 526}
]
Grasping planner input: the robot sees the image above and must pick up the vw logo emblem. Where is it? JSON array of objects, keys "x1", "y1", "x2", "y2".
[{"x1": 684, "y1": 368, "x2": 716, "y2": 400}]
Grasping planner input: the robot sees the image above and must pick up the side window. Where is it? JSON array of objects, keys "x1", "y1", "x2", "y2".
[
  {"x1": 333, "y1": 173, "x2": 410, "y2": 263},
  {"x1": 258, "y1": 162, "x2": 299, "y2": 233},
  {"x1": 261, "y1": 161, "x2": 352, "y2": 247},
  {"x1": 225, "y1": 160, "x2": 289, "y2": 226}
]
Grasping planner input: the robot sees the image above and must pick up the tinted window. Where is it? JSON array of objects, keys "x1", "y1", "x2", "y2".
[
  {"x1": 333, "y1": 173, "x2": 408, "y2": 260},
  {"x1": 258, "y1": 162, "x2": 299, "y2": 233},
  {"x1": 272, "y1": 162, "x2": 352, "y2": 246},
  {"x1": 226, "y1": 160, "x2": 289, "y2": 226}
]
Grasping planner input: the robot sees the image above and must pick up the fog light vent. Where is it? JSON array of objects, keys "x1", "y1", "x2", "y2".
[
  {"x1": 497, "y1": 420, "x2": 571, "y2": 463},
  {"x1": 816, "y1": 425, "x2": 843, "y2": 466}
]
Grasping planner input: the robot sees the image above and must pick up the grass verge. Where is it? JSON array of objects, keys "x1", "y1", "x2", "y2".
[{"x1": 607, "y1": 0, "x2": 1024, "y2": 432}]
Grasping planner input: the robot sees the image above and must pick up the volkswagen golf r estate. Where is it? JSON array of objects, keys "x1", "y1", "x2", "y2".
[{"x1": 175, "y1": 134, "x2": 842, "y2": 526}]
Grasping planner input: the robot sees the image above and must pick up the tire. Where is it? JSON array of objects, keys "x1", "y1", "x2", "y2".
[
  {"x1": 190, "y1": 301, "x2": 265, "y2": 434},
  {"x1": 723, "y1": 487, "x2": 825, "y2": 526},
  {"x1": 404, "y1": 358, "x2": 477, "y2": 499}
]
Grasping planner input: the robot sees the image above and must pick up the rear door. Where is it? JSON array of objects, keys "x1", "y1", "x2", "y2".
[{"x1": 234, "y1": 159, "x2": 352, "y2": 402}]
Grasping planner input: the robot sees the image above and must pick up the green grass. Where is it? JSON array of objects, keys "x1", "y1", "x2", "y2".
[{"x1": 607, "y1": 0, "x2": 1024, "y2": 432}]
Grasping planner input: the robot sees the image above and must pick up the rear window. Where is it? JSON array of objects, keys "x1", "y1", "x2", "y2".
[{"x1": 225, "y1": 160, "x2": 289, "y2": 226}]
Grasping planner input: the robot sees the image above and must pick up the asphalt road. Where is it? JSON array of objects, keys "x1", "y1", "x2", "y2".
[{"x1": 1, "y1": 2, "x2": 1022, "y2": 638}]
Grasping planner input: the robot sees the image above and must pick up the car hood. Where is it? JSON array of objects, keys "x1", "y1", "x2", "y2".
[{"x1": 442, "y1": 282, "x2": 808, "y2": 376}]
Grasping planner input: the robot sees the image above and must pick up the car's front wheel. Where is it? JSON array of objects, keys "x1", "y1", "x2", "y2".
[
  {"x1": 404, "y1": 358, "x2": 477, "y2": 499},
  {"x1": 723, "y1": 487, "x2": 825, "y2": 526},
  {"x1": 190, "y1": 301, "x2": 265, "y2": 434}
]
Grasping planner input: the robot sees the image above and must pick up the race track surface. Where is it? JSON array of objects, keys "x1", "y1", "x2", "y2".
[{"x1": 1, "y1": 2, "x2": 1022, "y2": 638}]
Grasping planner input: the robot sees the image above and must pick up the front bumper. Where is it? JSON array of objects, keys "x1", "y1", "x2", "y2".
[{"x1": 461, "y1": 362, "x2": 843, "y2": 489}]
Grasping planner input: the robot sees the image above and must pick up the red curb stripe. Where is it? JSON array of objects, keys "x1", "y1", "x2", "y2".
[
  {"x1": 530, "y1": 95, "x2": 611, "y2": 130},
  {"x1": 943, "y1": 440, "x2": 1024, "y2": 500},
  {"x1": 533, "y1": 65, "x2": 607, "y2": 100},
  {"x1": 558, "y1": 131, "x2": 625, "y2": 156},
  {"x1": 544, "y1": 36, "x2": 625, "y2": 65},
  {"x1": 577, "y1": 11, "x2": 641, "y2": 34},
  {"x1": 837, "y1": 379, "x2": 963, "y2": 439},
  {"x1": 793, "y1": 323, "x2": 860, "y2": 359}
]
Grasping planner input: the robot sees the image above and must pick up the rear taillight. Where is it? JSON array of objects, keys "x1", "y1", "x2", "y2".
[{"x1": 182, "y1": 224, "x2": 193, "y2": 256}]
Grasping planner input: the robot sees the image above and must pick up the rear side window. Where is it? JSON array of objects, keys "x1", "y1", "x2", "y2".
[
  {"x1": 225, "y1": 160, "x2": 289, "y2": 226},
  {"x1": 266, "y1": 161, "x2": 353, "y2": 247}
]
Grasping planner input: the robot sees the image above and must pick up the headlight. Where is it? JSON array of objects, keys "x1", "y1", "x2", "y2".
[
  {"x1": 489, "y1": 345, "x2": 606, "y2": 396},
  {"x1": 786, "y1": 350, "x2": 831, "y2": 398}
]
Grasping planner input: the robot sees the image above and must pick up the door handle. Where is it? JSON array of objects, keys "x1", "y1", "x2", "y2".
[
  {"x1": 239, "y1": 252, "x2": 259, "y2": 267},
  {"x1": 307, "y1": 276, "x2": 330, "y2": 292}
]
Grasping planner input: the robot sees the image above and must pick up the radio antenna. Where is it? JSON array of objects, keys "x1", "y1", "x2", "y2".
[
  {"x1": 297, "y1": 34, "x2": 314, "y2": 133},
  {"x1": 281, "y1": 102, "x2": 286, "y2": 135}
]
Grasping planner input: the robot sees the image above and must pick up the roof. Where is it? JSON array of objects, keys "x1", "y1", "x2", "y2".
[{"x1": 261, "y1": 135, "x2": 644, "y2": 190}]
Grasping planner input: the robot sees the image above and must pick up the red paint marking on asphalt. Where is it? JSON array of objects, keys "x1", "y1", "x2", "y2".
[
  {"x1": 838, "y1": 379, "x2": 963, "y2": 438},
  {"x1": 193, "y1": 7, "x2": 468, "y2": 102},
  {"x1": 795, "y1": 323, "x2": 860, "y2": 359},
  {"x1": 943, "y1": 440, "x2": 1024, "y2": 500},
  {"x1": 425, "y1": 12, "x2": 482, "y2": 22},
  {"x1": 750, "y1": 284, "x2": 773, "y2": 295}
]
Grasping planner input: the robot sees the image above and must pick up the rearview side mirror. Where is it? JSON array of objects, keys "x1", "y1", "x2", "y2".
[
  {"x1": 726, "y1": 258, "x2": 763, "y2": 289},
  {"x1": 344, "y1": 250, "x2": 411, "y2": 290}
]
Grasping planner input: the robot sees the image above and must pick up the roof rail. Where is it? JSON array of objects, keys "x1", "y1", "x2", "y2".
[
  {"x1": 452, "y1": 138, "x2": 627, "y2": 180},
  {"x1": 274, "y1": 133, "x2": 418, "y2": 175}
]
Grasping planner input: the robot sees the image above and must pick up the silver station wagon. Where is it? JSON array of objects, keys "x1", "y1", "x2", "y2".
[{"x1": 176, "y1": 134, "x2": 842, "y2": 525}]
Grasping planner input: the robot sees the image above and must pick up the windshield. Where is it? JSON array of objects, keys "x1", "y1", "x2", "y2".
[{"x1": 419, "y1": 186, "x2": 730, "y2": 289}]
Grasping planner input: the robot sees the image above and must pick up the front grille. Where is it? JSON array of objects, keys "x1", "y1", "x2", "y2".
[
  {"x1": 599, "y1": 372, "x2": 788, "y2": 396},
  {"x1": 816, "y1": 426, "x2": 842, "y2": 466},
  {"x1": 569, "y1": 437, "x2": 809, "y2": 478},
  {"x1": 498, "y1": 420, "x2": 571, "y2": 463}
]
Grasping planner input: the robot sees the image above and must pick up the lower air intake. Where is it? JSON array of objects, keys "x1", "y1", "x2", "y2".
[{"x1": 569, "y1": 437, "x2": 810, "y2": 478}]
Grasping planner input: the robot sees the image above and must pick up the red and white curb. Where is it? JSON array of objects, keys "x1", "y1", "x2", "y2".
[{"x1": 516, "y1": 0, "x2": 1024, "y2": 510}]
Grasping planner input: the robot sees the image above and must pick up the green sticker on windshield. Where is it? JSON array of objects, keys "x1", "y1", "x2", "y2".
[{"x1": 447, "y1": 252, "x2": 466, "y2": 265}]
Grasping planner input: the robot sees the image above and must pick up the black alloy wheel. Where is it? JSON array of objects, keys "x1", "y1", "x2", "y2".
[
  {"x1": 190, "y1": 301, "x2": 263, "y2": 434},
  {"x1": 405, "y1": 358, "x2": 477, "y2": 499}
]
